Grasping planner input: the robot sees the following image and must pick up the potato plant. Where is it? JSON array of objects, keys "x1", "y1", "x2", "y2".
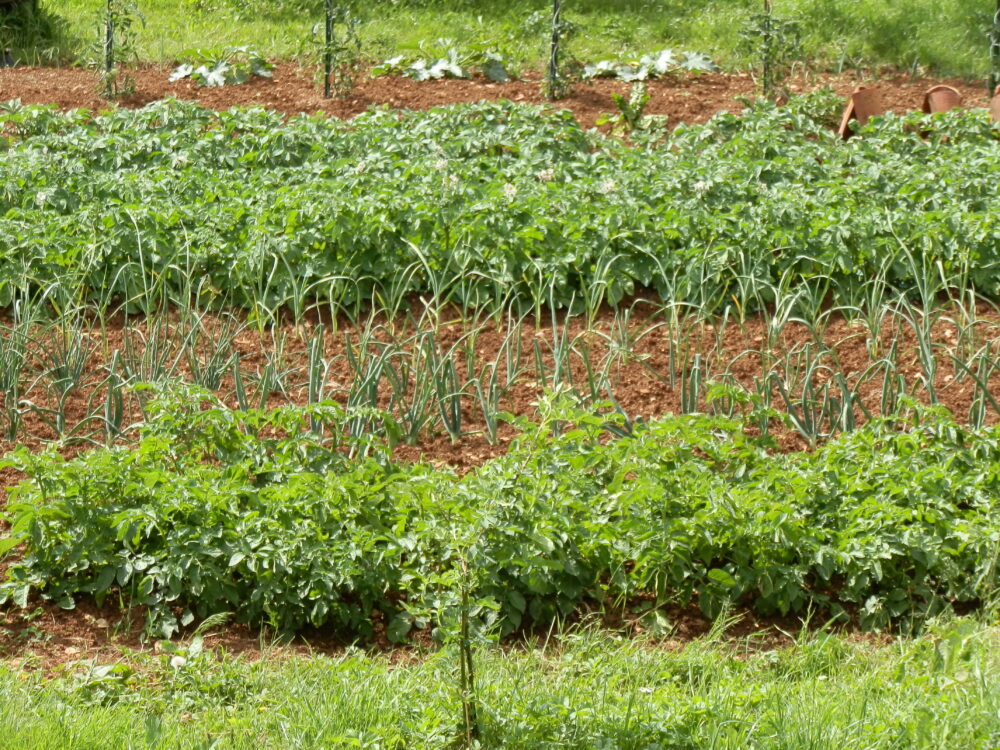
[
  {"x1": 0, "y1": 94, "x2": 998, "y2": 319},
  {"x1": 1, "y1": 388, "x2": 997, "y2": 639}
]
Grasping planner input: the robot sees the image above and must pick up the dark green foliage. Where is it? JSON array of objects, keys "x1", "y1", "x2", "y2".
[
  {"x1": 0, "y1": 385, "x2": 433, "y2": 639},
  {"x1": 0, "y1": 94, "x2": 999, "y2": 313},
  {"x1": 2, "y1": 388, "x2": 998, "y2": 639},
  {"x1": 0, "y1": 1, "x2": 71, "y2": 66}
]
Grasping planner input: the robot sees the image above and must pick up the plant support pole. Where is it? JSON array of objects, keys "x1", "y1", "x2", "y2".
[
  {"x1": 324, "y1": 0, "x2": 333, "y2": 99},
  {"x1": 105, "y1": 0, "x2": 114, "y2": 79},
  {"x1": 548, "y1": 0, "x2": 561, "y2": 97},
  {"x1": 762, "y1": 0, "x2": 773, "y2": 100},
  {"x1": 991, "y1": 0, "x2": 1000, "y2": 94},
  {"x1": 458, "y1": 559, "x2": 479, "y2": 746}
]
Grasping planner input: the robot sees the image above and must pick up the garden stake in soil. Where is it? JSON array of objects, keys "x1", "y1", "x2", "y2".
[
  {"x1": 545, "y1": 0, "x2": 566, "y2": 100},
  {"x1": 103, "y1": 0, "x2": 112, "y2": 88},
  {"x1": 762, "y1": 0, "x2": 773, "y2": 101},
  {"x1": 324, "y1": 0, "x2": 333, "y2": 99},
  {"x1": 990, "y1": 0, "x2": 1000, "y2": 94},
  {"x1": 458, "y1": 558, "x2": 480, "y2": 747}
]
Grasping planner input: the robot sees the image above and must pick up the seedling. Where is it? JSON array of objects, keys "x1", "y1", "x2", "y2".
[{"x1": 597, "y1": 81, "x2": 668, "y2": 137}]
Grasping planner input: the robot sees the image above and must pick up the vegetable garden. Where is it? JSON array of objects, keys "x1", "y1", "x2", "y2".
[{"x1": 0, "y1": 2, "x2": 998, "y2": 748}]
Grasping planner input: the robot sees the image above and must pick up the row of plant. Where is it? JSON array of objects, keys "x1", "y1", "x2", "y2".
[
  {"x1": 65, "y1": 0, "x2": 1000, "y2": 101},
  {"x1": 2, "y1": 93, "x2": 1000, "y2": 313},
  {"x1": 19, "y1": 0, "x2": 998, "y2": 82},
  {"x1": 91, "y1": 0, "x2": 724, "y2": 100},
  {"x1": 0, "y1": 264, "x2": 998, "y2": 452},
  {"x1": 1, "y1": 385, "x2": 997, "y2": 640}
]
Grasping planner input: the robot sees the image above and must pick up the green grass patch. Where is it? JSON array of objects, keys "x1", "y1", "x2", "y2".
[
  {"x1": 1, "y1": 620, "x2": 998, "y2": 748},
  {"x1": 29, "y1": 0, "x2": 999, "y2": 78}
]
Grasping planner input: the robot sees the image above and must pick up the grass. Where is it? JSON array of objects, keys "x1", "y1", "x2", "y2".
[
  {"x1": 12, "y1": 0, "x2": 997, "y2": 78},
  {"x1": 1, "y1": 617, "x2": 998, "y2": 748}
]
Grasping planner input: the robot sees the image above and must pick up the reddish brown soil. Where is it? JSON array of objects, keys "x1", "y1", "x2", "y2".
[
  {"x1": 0, "y1": 64, "x2": 989, "y2": 128},
  {"x1": 2, "y1": 590, "x2": 886, "y2": 674},
  {"x1": 0, "y1": 299, "x2": 992, "y2": 664},
  {"x1": 0, "y1": 299, "x2": 996, "y2": 474}
]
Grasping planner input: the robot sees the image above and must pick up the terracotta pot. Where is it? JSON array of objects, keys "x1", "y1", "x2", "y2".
[
  {"x1": 837, "y1": 86, "x2": 885, "y2": 140},
  {"x1": 990, "y1": 86, "x2": 1000, "y2": 123},
  {"x1": 922, "y1": 85, "x2": 962, "y2": 114}
]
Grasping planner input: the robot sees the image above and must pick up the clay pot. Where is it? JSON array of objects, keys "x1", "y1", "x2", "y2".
[
  {"x1": 990, "y1": 86, "x2": 1000, "y2": 123},
  {"x1": 837, "y1": 86, "x2": 885, "y2": 140},
  {"x1": 922, "y1": 85, "x2": 962, "y2": 114}
]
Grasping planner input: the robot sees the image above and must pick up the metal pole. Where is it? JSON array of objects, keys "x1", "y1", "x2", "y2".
[
  {"x1": 105, "y1": 0, "x2": 114, "y2": 79},
  {"x1": 324, "y1": 0, "x2": 333, "y2": 99},
  {"x1": 762, "y1": 0, "x2": 773, "y2": 99},
  {"x1": 991, "y1": 0, "x2": 1000, "y2": 94},
  {"x1": 548, "y1": 0, "x2": 561, "y2": 97}
]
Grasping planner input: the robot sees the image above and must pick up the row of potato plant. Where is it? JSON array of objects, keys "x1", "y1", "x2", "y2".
[
  {"x1": 0, "y1": 92, "x2": 999, "y2": 314},
  {"x1": 1, "y1": 386, "x2": 997, "y2": 639}
]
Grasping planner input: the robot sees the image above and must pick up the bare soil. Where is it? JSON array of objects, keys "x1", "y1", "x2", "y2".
[
  {"x1": 2, "y1": 591, "x2": 884, "y2": 674},
  {"x1": 0, "y1": 63, "x2": 989, "y2": 128},
  {"x1": 0, "y1": 300, "x2": 995, "y2": 473}
]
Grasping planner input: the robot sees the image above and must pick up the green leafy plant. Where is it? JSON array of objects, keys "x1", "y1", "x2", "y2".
[
  {"x1": 2, "y1": 385, "x2": 998, "y2": 640},
  {"x1": 371, "y1": 39, "x2": 513, "y2": 82},
  {"x1": 169, "y1": 45, "x2": 273, "y2": 87},
  {"x1": 596, "y1": 81, "x2": 668, "y2": 138},
  {"x1": 373, "y1": 49, "x2": 467, "y2": 80},
  {"x1": 0, "y1": 94, "x2": 998, "y2": 317},
  {"x1": 740, "y1": 0, "x2": 802, "y2": 101},
  {"x1": 90, "y1": 0, "x2": 143, "y2": 99},
  {"x1": 583, "y1": 49, "x2": 718, "y2": 81}
]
